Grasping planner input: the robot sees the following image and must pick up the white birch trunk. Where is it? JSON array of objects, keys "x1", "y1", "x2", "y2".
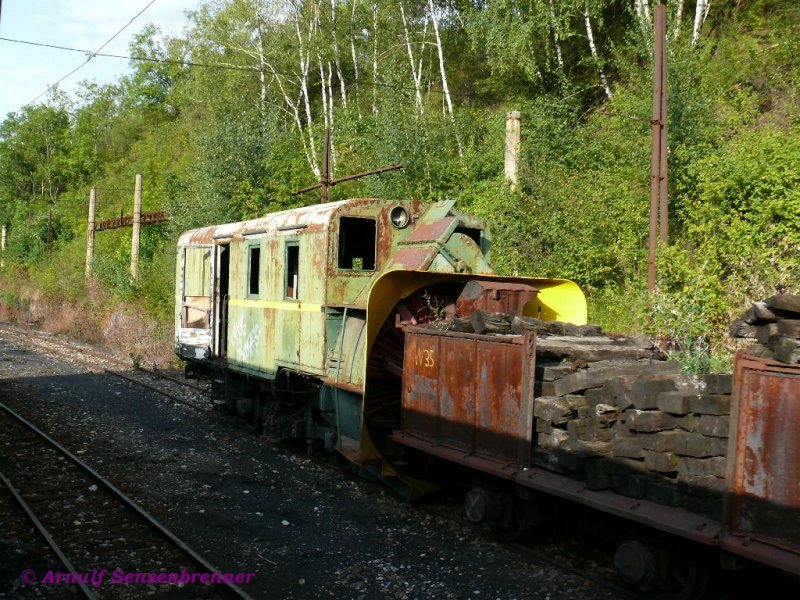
[
  {"x1": 400, "y1": 4, "x2": 425, "y2": 115},
  {"x1": 329, "y1": 0, "x2": 347, "y2": 108},
  {"x1": 634, "y1": 0, "x2": 652, "y2": 49},
  {"x1": 584, "y1": 4, "x2": 612, "y2": 99},
  {"x1": 372, "y1": 2, "x2": 379, "y2": 115},
  {"x1": 673, "y1": 0, "x2": 684, "y2": 40},
  {"x1": 428, "y1": 0, "x2": 462, "y2": 157},
  {"x1": 295, "y1": 12, "x2": 320, "y2": 177},
  {"x1": 548, "y1": 0, "x2": 564, "y2": 71},
  {"x1": 319, "y1": 57, "x2": 330, "y2": 131},
  {"x1": 691, "y1": 0, "x2": 710, "y2": 46},
  {"x1": 350, "y1": 0, "x2": 360, "y2": 118}
]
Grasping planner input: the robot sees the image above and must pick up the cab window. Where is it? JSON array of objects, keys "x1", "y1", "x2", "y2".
[{"x1": 338, "y1": 217, "x2": 376, "y2": 271}]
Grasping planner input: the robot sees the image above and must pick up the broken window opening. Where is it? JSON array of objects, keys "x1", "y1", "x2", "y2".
[
  {"x1": 248, "y1": 245, "x2": 261, "y2": 296},
  {"x1": 286, "y1": 244, "x2": 299, "y2": 299},
  {"x1": 338, "y1": 217, "x2": 376, "y2": 271}
]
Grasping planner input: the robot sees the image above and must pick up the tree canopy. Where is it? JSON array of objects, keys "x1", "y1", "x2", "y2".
[{"x1": 0, "y1": 0, "x2": 798, "y2": 361}]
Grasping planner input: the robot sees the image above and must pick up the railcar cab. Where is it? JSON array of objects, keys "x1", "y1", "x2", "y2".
[{"x1": 174, "y1": 198, "x2": 491, "y2": 380}]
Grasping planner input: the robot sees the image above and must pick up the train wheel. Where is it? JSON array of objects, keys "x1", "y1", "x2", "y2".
[
  {"x1": 496, "y1": 499, "x2": 541, "y2": 542},
  {"x1": 615, "y1": 540, "x2": 710, "y2": 600},
  {"x1": 656, "y1": 547, "x2": 710, "y2": 600}
]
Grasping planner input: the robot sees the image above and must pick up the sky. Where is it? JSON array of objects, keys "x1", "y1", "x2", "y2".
[{"x1": 0, "y1": 0, "x2": 204, "y2": 121}]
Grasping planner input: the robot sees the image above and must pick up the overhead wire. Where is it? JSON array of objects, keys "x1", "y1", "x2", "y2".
[
  {"x1": 0, "y1": 34, "x2": 478, "y2": 101},
  {"x1": 22, "y1": 0, "x2": 158, "y2": 108}
]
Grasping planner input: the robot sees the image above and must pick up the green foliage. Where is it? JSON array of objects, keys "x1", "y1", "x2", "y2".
[{"x1": 0, "y1": 0, "x2": 798, "y2": 370}]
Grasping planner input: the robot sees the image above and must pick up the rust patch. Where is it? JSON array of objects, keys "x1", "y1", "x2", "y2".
[
  {"x1": 456, "y1": 280, "x2": 539, "y2": 317},
  {"x1": 396, "y1": 327, "x2": 535, "y2": 468},
  {"x1": 405, "y1": 217, "x2": 455, "y2": 243},
  {"x1": 727, "y1": 351, "x2": 800, "y2": 556}
]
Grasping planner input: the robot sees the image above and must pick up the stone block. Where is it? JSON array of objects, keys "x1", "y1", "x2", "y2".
[
  {"x1": 644, "y1": 450, "x2": 681, "y2": 473},
  {"x1": 567, "y1": 418, "x2": 588, "y2": 442},
  {"x1": 586, "y1": 421, "x2": 616, "y2": 442},
  {"x1": 700, "y1": 374, "x2": 733, "y2": 395},
  {"x1": 678, "y1": 473, "x2": 726, "y2": 496},
  {"x1": 537, "y1": 381, "x2": 556, "y2": 397},
  {"x1": 675, "y1": 414, "x2": 700, "y2": 432},
  {"x1": 774, "y1": 337, "x2": 800, "y2": 364},
  {"x1": 657, "y1": 391, "x2": 692, "y2": 415},
  {"x1": 583, "y1": 388, "x2": 604, "y2": 408},
  {"x1": 612, "y1": 436, "x2": 644, "y2": 459},
  {"x1": 535, "y1": 419, "x2": 553, "y2": 434},
  {"x1": 757, "y1": 322, "x2": 779, "y2": 345},
  {"x1": 632, "y1": 377, "x2": 678, "y2": 410},
  {"x1": 674, "y1": 434, "x2": 728, "y2": 458},
  {"x1": 765, "y1": 293, "x2": 800, "y2": 315},
  {"x1": 696, "y1": 415, "x2": 729, "y2": 438},
  {"x1": 594, "y1": 403, "x2": 618, "y2": 423},
  {"x1": 689, "y1": 394, "x2": 731, "y2": 416},
  {"x1": 601, "y1": 376, "x2": 637, "y2": 410},
  {"x1": 565, "y1": 394, "x2": 589, "y2": 410},
  {"x1": 678, "y1": 457, "x2": 727, "y2": 478},
  {"x1": 624, "y1": 409, "x2": 673, "y2": 433},
  {"x1": 553, "y1": 362, "x2": 679, "y2": 397},
  {"x1": 638, "y1": 430, "x2": 687, "y2": 453},
  {"x1": 539, "y1": 363, "x2": 576, "y2": 381},
  {"x1": 611, "y1": 474, "x2": 651, "y2": 499},
  {"x1": 531, "y1": 449, "x2": 572, "y2": 475},
  {"x1": 534, "y1": 396, "x2": 574, "y2": 424},
  {"x1": 570, "y1": 439, "x2": 612, "y2": 457}
]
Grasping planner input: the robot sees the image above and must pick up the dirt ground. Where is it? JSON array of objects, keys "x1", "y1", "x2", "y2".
[{"x1": 0, "y1": 332, "x2": 624, "y2": 600}]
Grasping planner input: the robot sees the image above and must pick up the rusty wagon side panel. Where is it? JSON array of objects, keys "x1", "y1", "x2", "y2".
[
  {"x1": 723, "y1": 352, "x2": 800, "y2": 574},
  {"x1": 391, "y1": 326, "x2": 536, "y2": 479}
]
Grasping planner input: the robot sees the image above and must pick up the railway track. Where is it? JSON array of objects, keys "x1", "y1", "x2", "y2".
[
  {"x1": 0, "y1": 323, "x2": 213, "y2": 413},
  {"x1": 0, "y1": 322, "x2": 637, "y2": 598},
  {"x1": 0, "y1": 400, "x2": 253, "y2": 600}
]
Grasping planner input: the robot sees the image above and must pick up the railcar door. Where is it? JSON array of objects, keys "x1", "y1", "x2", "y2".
[
  {"x1": 214, "y1": 243, "x2": 230, "y2": 358},
  {"x1": 178, "y1": 245, "x2": 214, "y2": 360}
]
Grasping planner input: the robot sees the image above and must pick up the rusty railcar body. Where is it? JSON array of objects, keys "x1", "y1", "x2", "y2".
[
  {"x1": 176, "y1": 198, "x2": 800, "y2": 595},
  {"x1": 175, "y1": 197, "x2": 585, "y2": 466},
  {"x1": 392, "y1": 329, "x2": 800, "y2": 593}
]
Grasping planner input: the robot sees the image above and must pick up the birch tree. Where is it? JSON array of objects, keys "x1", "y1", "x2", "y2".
[
  {"x1": 428, "y1": 0, "x2": 462, "y2": 156},
  {"x1": 400, "y1": 3, "x2": 428, "y2": 115},
  {"x1": 584, "y1": 1, "x2": 612, "y2": 99},
  {"x1": 691, "y1": 0, "x2": 711, "y2": 46}
]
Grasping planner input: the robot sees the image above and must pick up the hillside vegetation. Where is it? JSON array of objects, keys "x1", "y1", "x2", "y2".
[{"x1": 0, "y1": 0, "x2": 798, "y2": 371}]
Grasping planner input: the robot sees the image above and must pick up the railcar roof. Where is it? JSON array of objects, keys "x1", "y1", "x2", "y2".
[{"x1": 177, "y1": 197, "x2": 398, "y2": 245}]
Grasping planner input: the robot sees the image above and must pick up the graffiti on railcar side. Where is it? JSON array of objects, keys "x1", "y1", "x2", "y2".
[{"x1": 230, "y1": 316, "x2": 261, "y2": 363}]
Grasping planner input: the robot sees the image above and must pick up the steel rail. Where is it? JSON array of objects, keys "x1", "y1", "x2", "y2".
[
  {"x1": 103, "y1": 368, "x2": 212, "y2": 413},
  {"x1": 0, "y1": 401, "x2": 254, "y2": 600},
  {"x1": 0, "y1": 471, "x2": 98, "y2": 600}
]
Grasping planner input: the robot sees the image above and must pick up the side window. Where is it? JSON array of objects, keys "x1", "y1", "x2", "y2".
[
  {"x1": 182, "y1": 247, "x2": 211, "y2": 329},
  {"x1": 184, "y1": 247, "x2": 211, "y2": 297},
  {"x1": 247, "y1": 244, "x2": 261, "y2": 296},
  {"x1": 285, "y1": 243, "x2": 299, "y2": 299},
  {"x1": 338, "y1": 217, "x2": 376, "y2": 271}
]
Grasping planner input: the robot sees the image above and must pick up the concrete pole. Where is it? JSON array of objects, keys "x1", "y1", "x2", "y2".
[
  {"x1": 504, "y1": 111, "x2": 521, "y2": 190},
  {"x1": 85, "y1": 188, "x2": 96, "y2": 280},
  {"x1": 131, "y1": 174, "x2": 142, "y2": 282},
  {"x1": 1, "y1": 224, "x2": 7, "y2": 268}
]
